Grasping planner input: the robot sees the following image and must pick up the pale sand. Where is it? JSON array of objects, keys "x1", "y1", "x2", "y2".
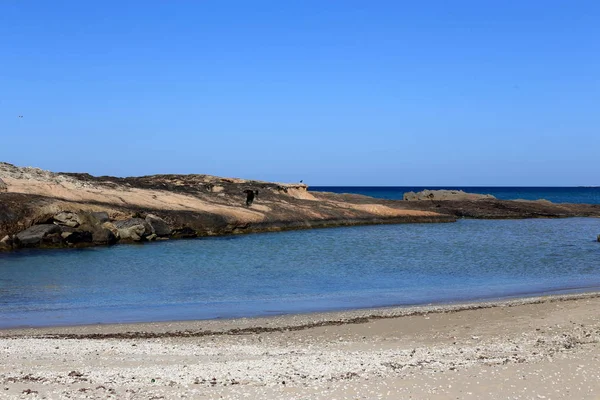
[{"x1": 1, "y1": 294, "x2": 600, "y2": 399}]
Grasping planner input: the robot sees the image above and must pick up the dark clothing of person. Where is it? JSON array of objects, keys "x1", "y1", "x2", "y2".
[{"x1": 244, "y1": 190, "x2": 258, "y2": 206}]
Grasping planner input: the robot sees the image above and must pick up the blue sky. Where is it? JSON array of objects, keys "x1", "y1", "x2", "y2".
[{"x1": 1, "y1": 1, "x2": 598, "y2": 185}]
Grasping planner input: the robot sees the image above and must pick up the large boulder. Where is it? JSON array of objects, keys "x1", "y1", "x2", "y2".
[
  {"x1": 53, "y1": 211, "x2": 81, "y2": 228},
  {"x1": 113, "y1": 218, "x2": 152, "y2": 241},
  {"x1": 145, "y1": 214, "x2": 172, "y2": 237},
  {"x1": 91, "y1": 224, "x2": 118, "y2": 245},
  {"x1": 0, "y1": 178, "x2": 7, "y2": 192},
  {"x1": 15, "y1": 224, "x2": 62, "y2": 247},
  {"x1": 61, "y1": 230, "x2": 93, "y2": 245},
  {"x1": 403, "y1": 189, "x2": 495, "y2": 201}
]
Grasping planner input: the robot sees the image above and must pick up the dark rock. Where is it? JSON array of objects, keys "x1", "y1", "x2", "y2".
[
  {"x1": 114, "y1": 218, "x2": 152, "y2": 241},
  {"x1": 597, "y1": 234, "x2": 600, "y2": 242},
  {"x1": 15, "y1": 224, "x2": 61, "y2": 247},
  {"x1": 172, "y1": 227, "x2": 197, "y2": 238},
  {"x1": 91, "y1": 226, "x2": 118, "y2": 245},
  {"x1": 43, "y1": 232, "x2": 63, "y2": 246},
  {"x1": 62, "y1": 231, "x2": 93, "y2": 245},
  {"x1": 53, "y1": 211, "x2": 81, "y2": 228},
  {"x1": 145, "y1": 214, "x2": 172, "y2": 237},
  {"x1": 91, "y1": 211, "x2": 110, "y2": 223},
  {"x1": 63, "y1": 212, "x2": 117, "y2": 245}
]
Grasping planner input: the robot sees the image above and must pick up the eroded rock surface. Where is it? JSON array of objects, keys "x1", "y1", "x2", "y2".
[
  {"x1": 113, "y1": 218, "x2": 152, "y2": 242},
  {"x1": 53, "y1": 211, "x2": 81, "y2": 227}
]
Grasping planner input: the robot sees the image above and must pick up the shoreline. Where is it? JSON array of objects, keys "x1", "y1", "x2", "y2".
[
  {"x1": 4, "y1": 290, "x2": 600, "y2": 337},
  {"x1": 0, "y1": 213, "x2": 457, "y2": 253},
  {"x1": 2, "y1": 291, "x2": 599, "y2": 399}
]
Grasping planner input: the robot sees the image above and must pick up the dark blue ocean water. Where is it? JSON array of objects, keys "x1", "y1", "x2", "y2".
[
  {"x1": 1, "y1": 218, "x2": 599, "y2": 328},
  {"x1": 311, "y1": 186, "x2": 600, "y2": 204}
]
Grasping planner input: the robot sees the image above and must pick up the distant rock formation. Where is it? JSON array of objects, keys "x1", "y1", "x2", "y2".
[{"x1": 403, "y1": 189, "x2": 496, "y2": 201}]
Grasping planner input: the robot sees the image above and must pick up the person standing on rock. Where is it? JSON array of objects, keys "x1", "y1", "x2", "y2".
[{"x1": 244, "y1": 189, "x2": 258, "y2": 206}]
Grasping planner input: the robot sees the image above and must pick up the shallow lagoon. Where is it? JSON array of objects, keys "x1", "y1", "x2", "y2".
[{"x1": 1, "y1": 218, "x2": 599, "y2": 328}]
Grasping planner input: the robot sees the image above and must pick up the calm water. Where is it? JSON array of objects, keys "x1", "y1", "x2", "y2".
[
  {"x1": 311, "y1": 186, "x2": 600, "y2": 204},
  {"x1": 1, "y1": 218, "x2": 599, "y2": 328}
]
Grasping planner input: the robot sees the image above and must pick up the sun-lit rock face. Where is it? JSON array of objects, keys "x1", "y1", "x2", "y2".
[{"x1": 0, "y1": 162, "x2": 454, "y2": 251}]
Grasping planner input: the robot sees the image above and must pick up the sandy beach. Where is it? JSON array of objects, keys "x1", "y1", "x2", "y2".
[{"x1": 1, "y1": 293, "x2": 599, "y2": 399}]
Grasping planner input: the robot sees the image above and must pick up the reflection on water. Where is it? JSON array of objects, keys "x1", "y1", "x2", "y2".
[{"x1": 0, "y1": 218, "x2": 599, "y2": 328}]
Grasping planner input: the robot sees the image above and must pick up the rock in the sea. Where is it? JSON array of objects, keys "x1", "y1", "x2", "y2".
[
  {"x1": 53, "y1": 211, "x2": 81, "y2": 228},
  {"x1": 145, "y1": 214, "x2": 172, "y2": 237},
  {"x1": 0, "y1": 178, "x2": 7, "y2": 192},
  {"x1": 597, "y1": 234, "x2": 600, "y2": 242},
  {"x1": 113, "y1": 218, "x2": 152, "y2": 241},
  {"x1": 403, "y1": 189, "x2": 495, "y2": 201},
  {"x1": 62, "y1": 231, "x2": 93, "y2": 245},
  {"x1": 92, "y1": 224, "x2": 118, "y2": 245},
  {"x1": 15, "y1": 224, "x2": 62, "y2": 247}
]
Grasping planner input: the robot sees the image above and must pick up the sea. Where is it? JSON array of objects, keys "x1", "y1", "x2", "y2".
[
  {"x1": 310, "y1": 186, "x2": 600, "y2": 204},
  {"x1": 0, "y1": 187, "x2": 599, "y2": 329}
]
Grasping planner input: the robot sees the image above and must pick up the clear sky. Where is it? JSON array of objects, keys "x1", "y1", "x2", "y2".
[{"x1": 1, "y1": 1, "x2": 598, "y2": 186}]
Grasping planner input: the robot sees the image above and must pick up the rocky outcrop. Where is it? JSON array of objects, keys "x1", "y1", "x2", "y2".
[
  {"x1": 403, "y1": 190, "x2": 495, "y2": 201},
  {"x1": 92, "y1": 224, "x2": 118, "y2": 245},
  {"x1": 113, "y1": 218, "x2": 152, "y2": 242},
  {"x1": 145, "y1": 214, "x2": 171, "y2": 237},
  {"x1": 1, "y1": 162, "x2": 599, "y2": 252},
  {"x1": 53, "y1": 211, "x2": 81, "y2": 227},
  {"x1": 0, "y1": 178, "x2": 6, "y2": 192},
  {"x1": 0, "y1": 208, "x2": 121, "y2": 249},
  {"x1": 15, "y1": 224, "x2": 62, "y2": 247},
  {"x1": 61, "y1": 230, "x2": 93, "y2": 245}
]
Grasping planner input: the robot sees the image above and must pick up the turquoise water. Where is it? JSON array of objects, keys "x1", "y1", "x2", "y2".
[
  {"x1": 1, "y1": 218, "x2": 599, "y2": 328},
  {"x1": 311, "y1": 186, "x2": 600, "y2": 204}
]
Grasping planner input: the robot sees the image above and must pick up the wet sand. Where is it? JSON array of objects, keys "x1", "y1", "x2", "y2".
[{"x1": 1, "y1": 293, "x2": 600, "y2": 399}]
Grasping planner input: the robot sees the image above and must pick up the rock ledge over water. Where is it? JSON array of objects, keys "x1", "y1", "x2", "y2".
[
  {"x1": 0, "y1": 162, "x2": 455, "y2": 251},
  {"x1": 1, "y1": 162, "x2": 599, "y2": 251}
]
